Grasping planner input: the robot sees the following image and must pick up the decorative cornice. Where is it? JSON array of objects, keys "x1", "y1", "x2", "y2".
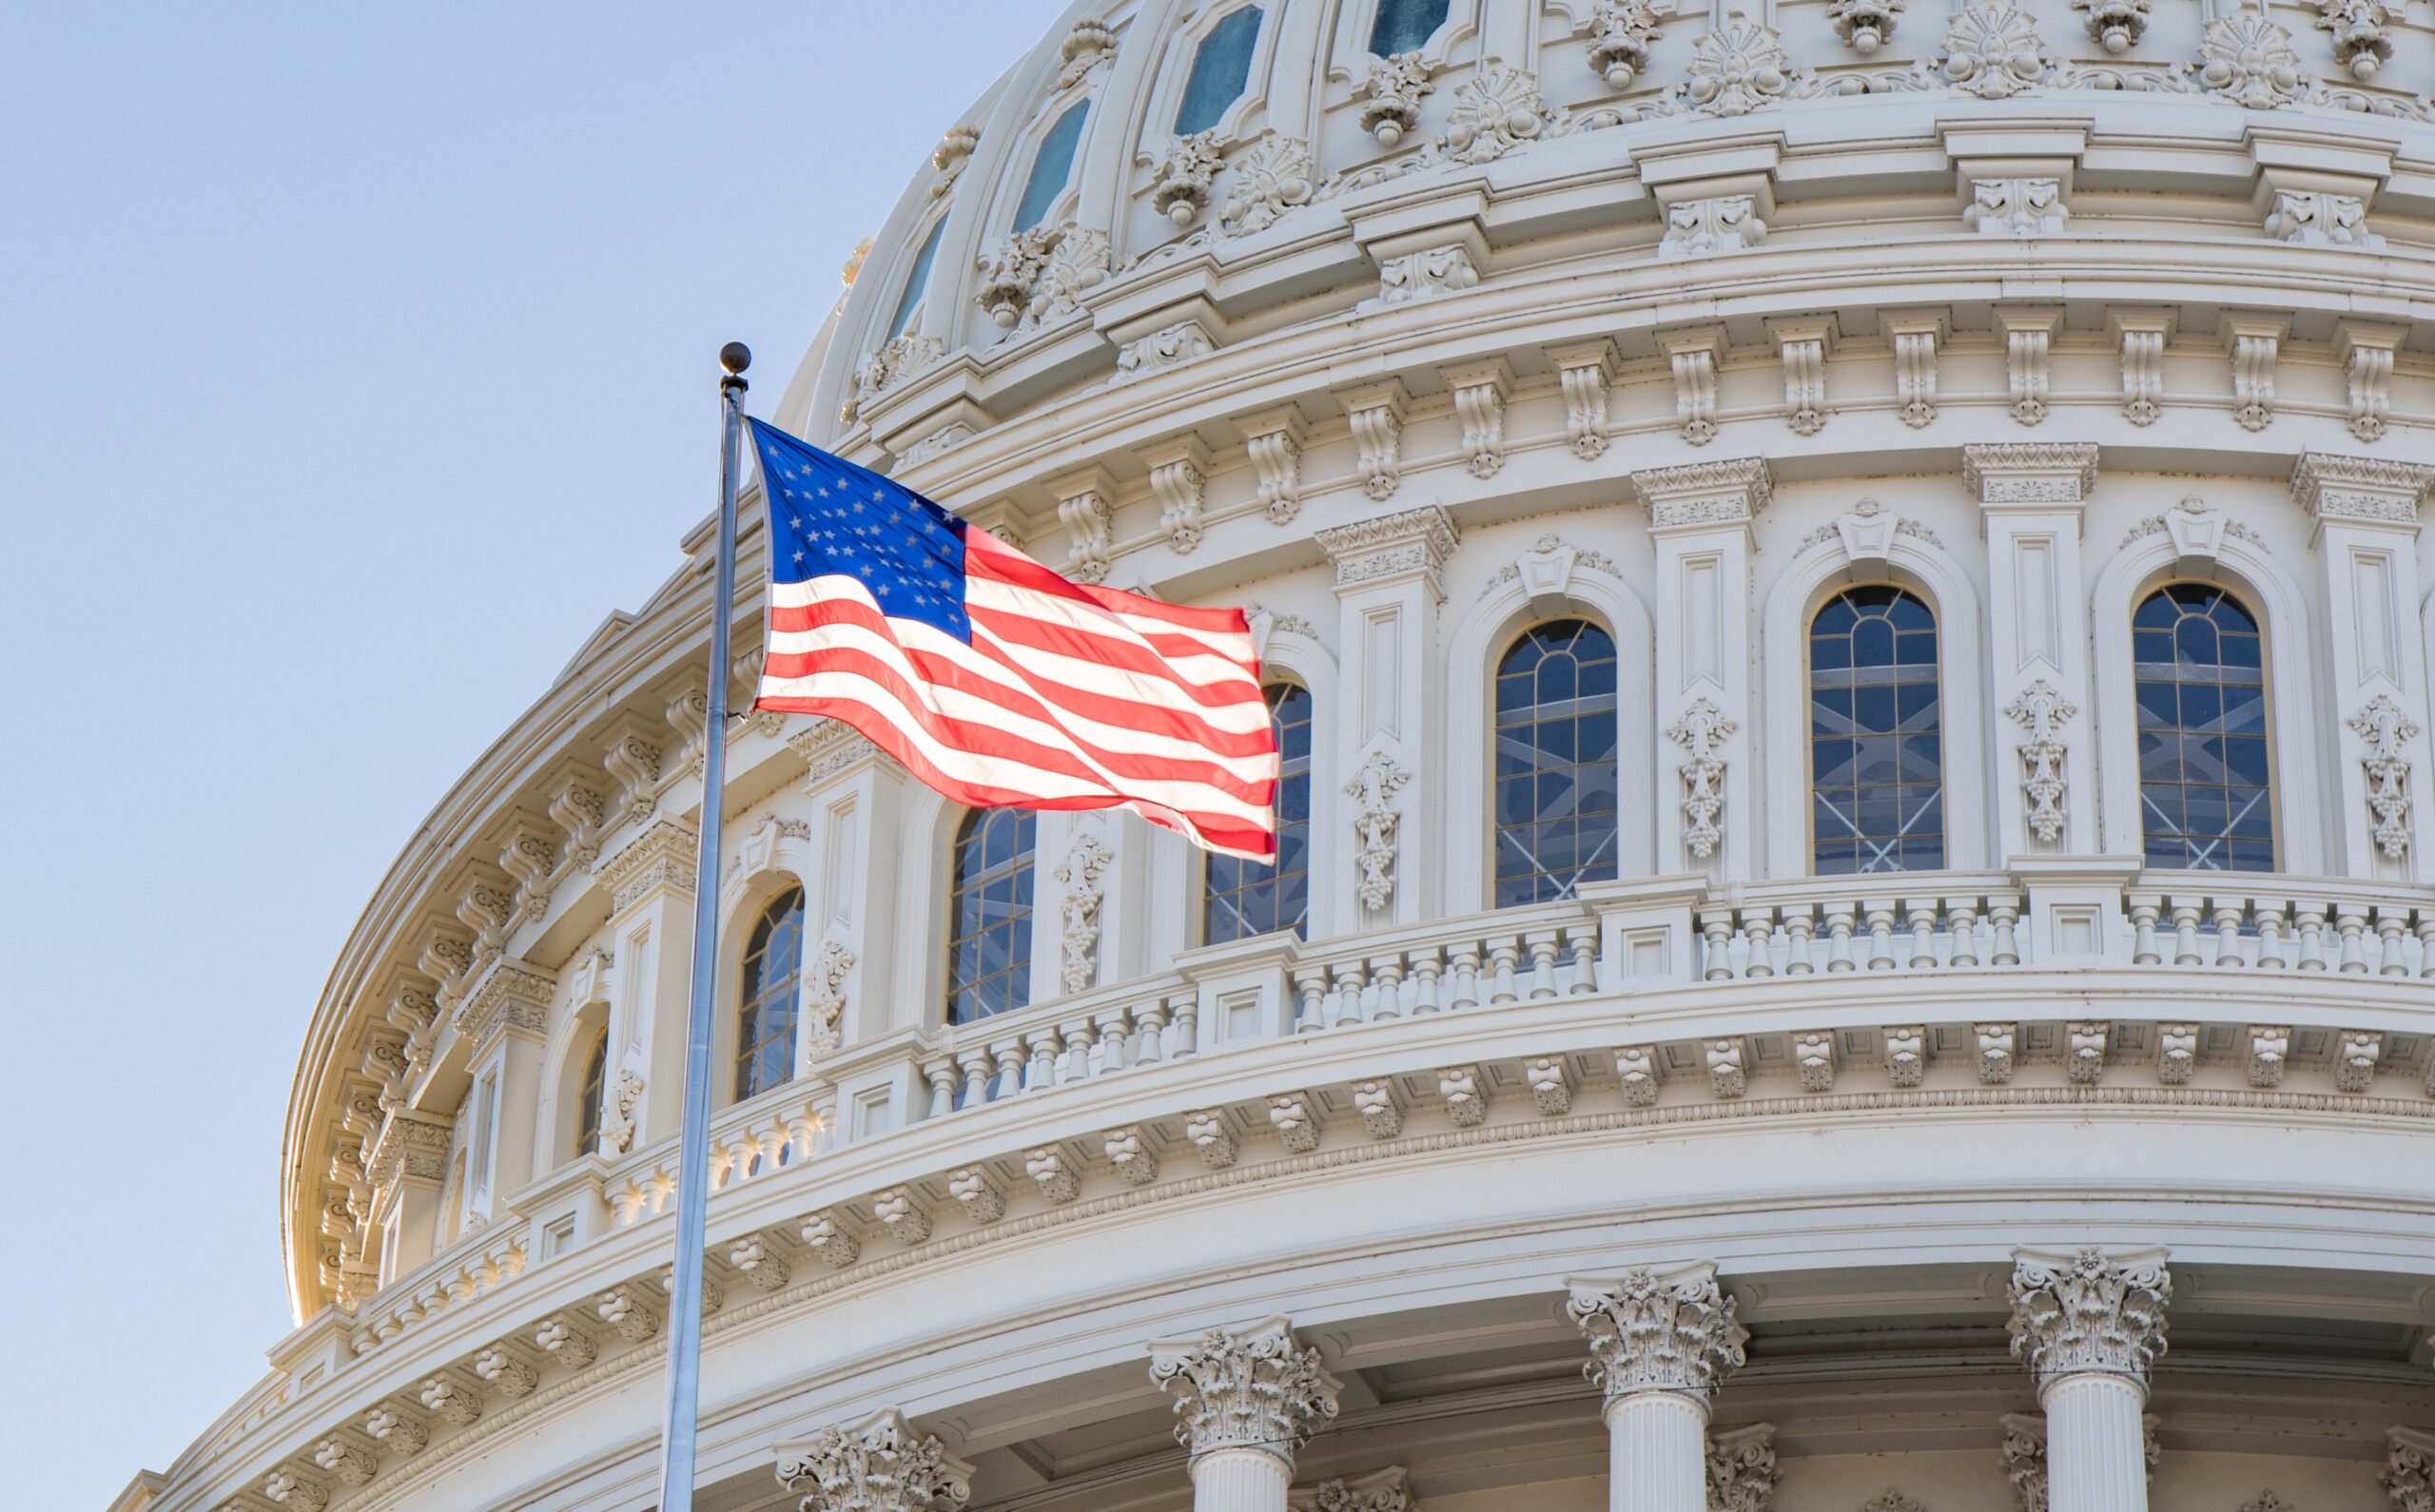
[
  {"x1": 1630, "y1": 458, "x2": 1773, "y2": 530},
  {"x1": 1148, "y1": 1315, "x2": 1342, "y2": 1467},
  {"x1": 1314, "y1": 505, "x2": 1460, "y2": 600},
  {"x1": 365, "y1": 1111, "x2": 453, "y2": 1195},
  {"x1": 451, "y1": 959, "x2": 556, "y2": 1049},
  {"x1": 1961, "y1": 442, "x2": 2099, "y2": 506},
  {"x1": 1565, "y1": 1261, "x2": 1748, "y2": 1405},
  {"x1": 788, "y1": 719, "x2": 886, "y2": 787},
  {"x1": 775, "y1": 1406, "x2": 973, "y2": 1512},
  {"x1": 2289, "y1": 451, "x2": 2434, "y2": 525},
  {"x1": 2007, "y1": 1245, "x2": 2172, "y2": 1393},
  {"x1": 594, "y1": 819, "x2": 698, "y2": 913}
]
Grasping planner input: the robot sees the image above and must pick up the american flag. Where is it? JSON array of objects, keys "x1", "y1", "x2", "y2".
[{"x1": 746, "y1": 420, "x2": 1279, "y2": 861}]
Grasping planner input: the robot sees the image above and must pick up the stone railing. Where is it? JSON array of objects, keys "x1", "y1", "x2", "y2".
[{"x1": 2123, "y1": 877, "x2": 2435, "y2": 976}]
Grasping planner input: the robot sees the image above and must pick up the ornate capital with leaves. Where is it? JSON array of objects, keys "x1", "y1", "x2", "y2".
[
  {"x1": 775, "y1": 1408, "x2": 973, "y2": 1512},
  {"x1": 1565, "y1": 1262, "x2": 1749, "y2": 1405},
  {"x1": 1147, "y1": 1316, "x2": 1343, "y2": 1467},
  {"x1": 2007, "y1": 1246, "x2": 2172, "y2": 1393}
]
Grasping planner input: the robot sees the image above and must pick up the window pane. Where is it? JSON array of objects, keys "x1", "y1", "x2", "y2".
[
  {"x1": 1175, "y1": 8, "x2": 1261, "y2": 134},
  {"x1": 946, "y1": 810, "x2": 1037, "y2": 1023},
  {"x1": 1368, "y1": 0, "x2": 1451, "y2": 56},
  {"x1": 2133, "y1": 584, "x2": 2272, "y2": 870},
  {"x1": 1492, "y1": 621, "x2": 1622, "y2": 906},
  {"x1": 1810, "y1": 588, "x2": 1942, "y2": 874},
  {"x1": 884, "y1": 218, "x2": 947, "y2": 340},
  {"x1": 1013, "y1": 103, "x2": 1089, "y2": 232},
  {"x1": 734, "y1": 887, "x2": 805, "y2": 1101},
  {"x1": 1205, "y1": 683, "x2": 1313, "y2": 944}
]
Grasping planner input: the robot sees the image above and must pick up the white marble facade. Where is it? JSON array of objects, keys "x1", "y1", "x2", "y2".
[{"x1": 121, "y1": 1, "x2": 2435, "y2": 1509}]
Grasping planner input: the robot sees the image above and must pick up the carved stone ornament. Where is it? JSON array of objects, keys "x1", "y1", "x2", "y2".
[
  {"x1": 1860, "y1": 1493, "x2": 1927, "y2": 1512},
  {"x1": 2264, "y1": 188, "x2": 2380, "y2": 247},
  {"x1": 263, "y1": 1469, "x2": 330, "y2": 1510},
  {"x1": 2289, "y1": 453, "x2": 2434, "y2": 524},
  {"x1": 1220, "y1": 133, "x2": 1316, "y2": 236},
  {"x1": 1830, "y1": 0, "x2": 1905, "y2": 53},
  {"x1": 847, "y1": 333, "x2": 945, "y2": 424},
  {"x1": 775, "y1": 1407, "x2": 975, "y2": 1512},
  {"x1": 1152, "y1": 129, "x2": 1225, "y2": 225},
  {"x1": 2004, "y1": 680, "x2": 2077, "y2": 843},
  {"x1": 1943, "y1": 2, "x2": 2051, "y2": 98},
  {"x1": 2347, "y1": 694, "x2": 2420, "y2": 860},
  {"x1": 1372, "y1": 242, "x2": 1480, "y2": 309},
  {"x1": 1241, "y1": 406, "x2": 1306, "y2": 522},
  {"x1": 596, "y1": 819, "x2": 699, "y2": 914},
  {"x1": 2388, "y1": 1428, "x2": 2435, "y2": 1512},
  {"x1": 1565, "y1": 1263, "x2": 1750, "y2": 1404},
  {"x1": 1660, "y1": 194, "x2": 1767, "y2": 259},
  {"x1": 1315, "y1": 502, "x2": 1458, "y2": 599},
  {"x1": 601, "y1": 1067, "x2": 645, "y2": 1155},
  {"x1": 1444, "y1": 62, "x2": 1553, "y2": 165},
  {"x1": 2315, "y1": 0, "x2": 2392, "y2": 79},
  {"x1": 1056, "y1": 16, "x2": 1115, "y2": 87},
  {"x1": 2239, "y1": 1493, "x2": 2295, "y2": 1512},
  {"x1": 2198, "y1": 10, "x2": 2302, "y2": 109},
  {"x1": 1666, "y1": 698, "x2": 1737, "y2": 860},
  {"x1": 805, "y1": 938, "x2": 856, "y2": 1049},
  {"x1": 1966, "y1": 178, "x2": 2068, "y2": 237},
  {"x1": 2000, "y1": 1415, "x2": 2048, "y2": 1512},
  {"x1": 1580, "y1": 0, "x2": 1672, "y2": 86},
  {"x1": 1685, "y1": 21, "x2": 1792, "y2": 117},
  {"x1": 1339, "y1": 384, "x2": 1408, "y2": 499},
  {"x1": 1357, "y1": 50, "x2": 1434, "y2": 146},
  {"x1": 1345, "y1": 748, "x2": 1412, "y2": 914},
  {"x1": 2074, "y1": 0, "x2": 2150, "y2": 52},
  {"x1": 1115, "y1": 320, "x2": 1215, "y2": 382},
  {"x1": 2007, "y1": 1246, "x2": 2172, "y2": 1390},
  {"x1": 929, "y1": 124, "x2": 979, "y2": 198},
  {"x1": 1147, "y1": 1316, "x2": 1344, "y2": 1466},
  {"x1": 1291, "y1": 1465, "x2": 1412, "y2": 1512},
  {"x1": 1707, "y1": 1424, "x2": 1781, "y2": 1512},
  {"x1": 1055, "y1": 829, "x2": 1114, "y2": 995},
  {"x1": 790, "y1": 718, "x2": 883, "y2": 786},
  {"x1": 974, "y1": 223, "x2": 1108, "y2": 333},
  {"x1": 1146, "y1": 438, "x2": 1211, "y2": 552},
  {"x1": 1055, "y1": 478, "x2": 1116, "y2": 585}
]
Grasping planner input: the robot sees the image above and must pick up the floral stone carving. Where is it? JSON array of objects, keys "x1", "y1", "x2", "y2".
[
  {"x1": 1054, "y1": 830, "x2": 1114, "y2": 995},
  {"x1": 1152, "y1": 130, "x2": 1225, "y2": 225},
  {"x1": 1148, "y1": 1316, "x2": 1343, "y2": 1467},
  {"x1": 1443, "y1": 63, "x2": 1552, "y2": 165},
  {"x1": 1579, "y1": 0, "x2": 1672, "y2": 87},
  {"x1": 2348, "y1": 694, "x2": 2420, "y2": 861},
  {"x1": 2007, "y1": 1246, "x2": 2172, "y2": 1389},
  {"x1": 2004, "y1": 680, "x2": 2077, "y2": 843},
  {"x1": 1830, "y1": 0, "x2": 1905, "y2": 54},
  {"x1": 1943, "y1": 2, "x2": 2050, "y2": 98},
  {"x1": 1357, "y1": 51, "x2": 1433, "y2": 145},
  {"x1": 776, "y1": 1407, "x2": 974, "y2": 1512},
  {"x1": 1685, "y1": 21, "x2": 1792, "y2": 117},
  {"x1": 1566, "y1": 1264, "x2": 1750, "y2": 1403},
  {"x1": 2198, "y1": 10, "x2": 2302, "y2": 109},
  {"x1": 1667, "y1": 698, "x2": 1737, "y2": 860},
  {"x1": 1219, "y1": 133, "x2": 1315, "y2": 236},
  {"x1": 1345, "y1": 748, "x2": 1410, "y2": 914}
]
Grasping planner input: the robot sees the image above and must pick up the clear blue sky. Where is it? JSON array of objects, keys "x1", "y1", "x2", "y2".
[{"x1": 0, "y1": 4, "x2": 1064, "y2": 1501}]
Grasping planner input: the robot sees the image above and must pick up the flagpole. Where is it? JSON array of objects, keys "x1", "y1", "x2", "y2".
[{"x1": 656, "y1": 339, "x2": 750, "y2": 1512}]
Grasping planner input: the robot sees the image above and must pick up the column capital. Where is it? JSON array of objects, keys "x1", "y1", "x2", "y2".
[
  {"x1": 1706, "y1": 1423, "x2": 1781, "y2": 1512},
  {"x1": 595, "y1": 818, "x2": 698, "y2": 914},
  {"x1": 1148, "y1": 1315, "x2": 1343, "y2": 1468},
  {"x1": 2006, "y1": 1246, "x2": 2172, "y2": 1394},
  {"x1": 789, "y1": 718, "x2": 890, "y2": 789},
  {"x1": 2388, "y1": 1427, "x2": 2435, "y2": 1512},
  {"x1": 1962, "y1": 442, "x2": 2099, "y2": 509},
  {"x1": 2290, "y1": 451, "x2": 2434, "y2": 528},
  {"x1": 1564, "y1": 1262, "x2": 1749, "y2": 1405},
  {"x1": 1630, "y1": 458, "x2": 1772, "y2": 534},
  {"x1": 775, "y1": 1407, "x2": 975, "y2": 1512},
  {"x1": 1314, "y1": 504, "x2": 1459, "y2": 601}
]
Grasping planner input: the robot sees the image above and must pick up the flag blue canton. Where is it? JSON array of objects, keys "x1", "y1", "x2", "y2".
[{"x1": 748, "y1": 418, "x2": 971, "y2": 642}]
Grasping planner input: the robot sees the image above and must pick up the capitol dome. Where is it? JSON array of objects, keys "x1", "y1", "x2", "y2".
[{"x1": 128, "y1": 1, "x2": 2435, "y2": 1509}]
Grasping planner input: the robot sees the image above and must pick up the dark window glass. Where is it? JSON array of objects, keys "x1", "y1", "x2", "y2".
[
  {"x1": 575, "y1": 1028, "x2": 608, "y2": 1157},
  {"x1": 946, "y1": 809, "x2": 1036, "y2": 1023},
  {"x1": 1493, "y1": 620, "x2": 1622, "y2": 906},
  {"x1": 2133, "y1": 583, "x2": 2272, "y2": 870},
  {"x1": 1368, "y1": 0, "x2": 1451, "y2": 55},
  {"x1": 1205, "y1": 683, "x2": 1312, "y2": 943},
  {"x1": 884, "y1": 218, "x2": 946, "y2": 340},
  {"x1": 733, "y1": 887, "x2": 805, "y2": 1102},
  {"x1": 1013, "y1": 103, "x2": 1089, "y2": 232},
  {"x1": 1811, "y1": 586, "x2": 1944, "y2": 873},
  {"x1": 1175, "y1": 8, "x2": 1262, "y2": 134}
]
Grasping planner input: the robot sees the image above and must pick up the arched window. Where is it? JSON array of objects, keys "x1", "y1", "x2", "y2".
[
  {"x1": 2133, "y1": 583, "x2": 2272, "y2": 870},
  {"x1": 1205, "y1": 682, "x2": 1312, "y2": 943},
  {"x1": 1493, "y1": 620, "x2": 1621, "y2": 906},
  {"x1": 946, "y1": 809, "x2": 1036, "y2": 1024},
  {"x1": 1810, "y1": 586, "x2": 1944, "y2": 874},
  {"x1": 574, "y1": 1028, "x2": 608, "y2": 1157},
  {"x1": 1013, "y1": 102, "x2": 1089, "y2": 232},
  {"x1": 733, "y1": 887, "x2": 805, "y2": 1102},
  {"x1": 1369, "y1": 0, "x2": 1451, "y2": 55},
  {"x1": 1175, "y1": 8, "x2": 1262, "y2": 134},
  {"x1": 884, "y1": 218, "x2": 946, "y2": 341}
]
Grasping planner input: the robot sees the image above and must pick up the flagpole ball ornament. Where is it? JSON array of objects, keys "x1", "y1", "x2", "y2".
[{"x1": 720, "y1": 340, "x2": 751, "y2": 381}]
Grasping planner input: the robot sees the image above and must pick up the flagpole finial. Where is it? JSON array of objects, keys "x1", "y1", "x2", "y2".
[{"x1": 719, "y1": 341, "x2": 751, "y2": 391}]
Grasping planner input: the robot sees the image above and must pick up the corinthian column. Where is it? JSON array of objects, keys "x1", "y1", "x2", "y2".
[
  {"x1": 1149, "y1": 1316, "x2": 1344, "y2": 1512},
  {"x1": 2007, "y1": 1247, "x2": 2172, "y2": 1512},
  {"x1": 774, "y1": 1407, "x2": 974, "y2": 1512},
  {"x1": 1566, "y1": 1263, "x2": 1750, "y2": 1512}
]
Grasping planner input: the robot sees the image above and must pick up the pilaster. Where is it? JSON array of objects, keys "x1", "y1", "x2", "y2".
[
  {"x1": 2009, "y1": 1246, "x2": 2172, "y2": 1512},
  {"x1": 365, "y1": 1110, "x2": 451, "y2": 1283},
  {"x1": 455, "y1": 958, "x2": 555, "y2": 1214},
  {"x1": 594, "y1": 818, "x2": 699, "y2": 1145},
  {"x1": 774, "y1": 1407, "x2": 975, "y2": 1512},
  {"x1": 1633, "y1": 461, "x2": 1769, "y2": 881},
  {"x1": 1149, "y1": 1316, "x2": 1344, "y2": 1512},
  {"x1": 1964, "y1": 443, "x2": 2101, "y2": 857},
  {"x1": 789, "y1": 721, "x2": 910, "y2": 1049},
  {"x1": 1314, "y1": 506, "x2": 1458, "y2": 930},
  {"x1": 2289, "y1": 454, "x2": 2435, "y2": 880}
]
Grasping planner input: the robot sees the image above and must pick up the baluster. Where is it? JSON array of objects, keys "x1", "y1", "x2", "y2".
[
  {"x1": 1989, "y1": 899, "x2": 2021, "y2": 965},
  {"x1": 1093, "y1": 1008, "x2": 1131, "y2": 1074},
  {"x1": 2253, "y1": 900, "x2": 2289, "y2": 970},
  {"x1": 1136, "y1": 999, "x2": 1171, "y2": 1063},
  {"x1": 2128, "y1": 899, "x2": 2162, "y2": 964},
  {"x1": 1025, "y1": 1029, "x2": 1062, "y2": 1091},
  {"x1": 1526, "y1": 931, "x2": 1563, "y2": 998},
  {"x1": 2170, "y1": 900, "x2": 2205, "y2": 966},
  {"x1": 923, "y1": 1057, "x2": 958, "y2": 1120},
  {"x1": 1701, "y1": 911, "x2": 1737, "y2": 981},
  {"x1": 1741, "y1": 908, "x2": 1776, "y2": 979},
  {"x1": 1373, "y1": 952, "x2": 1409, "y2": 1018},
  {"x1": 1062, "y1": 1018, "x2": 1097, "y2": 1081},
  {"x1": 1449, "y1": 940, "x2": 1483, "y2": 1010},
  {"x1": 1333, "y1": 960, "x2": 1369, "y2": 1026},
  {"x1": 991, "y1": 1041, "x2": 1025, "y2": 1099},
  {"x1": 2212, "y1": 900, "x2": 2247, "y2": 967},
  {"x1": 1782, "y1": 907, "x2": 1817, "y2": 975},
  {"x1": 2295, "y1": 904, "x2": 2329, "y2": 971},
  {"x1": 1290, "y1": 967, "x2": 1327, "y2": 1034},
  {"x1": 1864, "y1": 902, "x2": 1898, "y2": 970},
  {"x1": 2416, "y1": 909, "x2": 2435, "y2": 979},
  {"x1": 2336, "y1": 906, "x2": 2369, "y2": 974},
  {"x1": 1566, "y1": 924, "x2": 1601, "y2": 995},
  {"x1": 1489, "y1": 938, "x2": 1524, "y2": 1003},
  {"x1": 1824, "y1": 903, "x2": 1858, "y2": 973},
  {"x1": 1901, "y1": 900, "x2": 1937, "y2": 969},
  {"x1": 1167, "y1": 992, "x2": 1199, "y2": 1057},
  {"x1": 1412, "y1": 944, "x2": 1447, "y2": 1013},
  {"x1": 958, "y1": 1050, "x2": 993, "y2": 1110},
  {"x1": 2375, "y1": 907, "x2": 2410, "y2": 976},
  {"x1": 1946, "y1": 897, "x2": 1979, "y2": 968}
]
